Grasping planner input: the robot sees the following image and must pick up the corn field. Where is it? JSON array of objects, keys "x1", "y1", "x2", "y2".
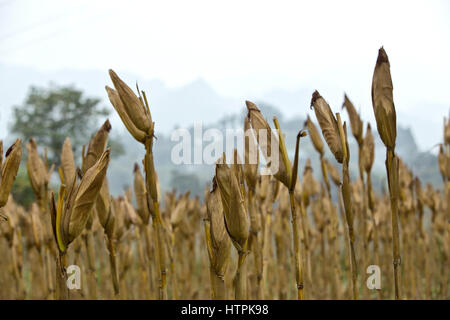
[{"x1": 0, "y1": 47, "x2": 448, "y2": 300}]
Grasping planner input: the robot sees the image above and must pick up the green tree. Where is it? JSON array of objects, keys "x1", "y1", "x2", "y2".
[
  {"x1": 10, "y1": 166, "x2": 35, "y2": 209},
  {"x1": 11, "y1": 84, "x2": 111, "y2": 165}
]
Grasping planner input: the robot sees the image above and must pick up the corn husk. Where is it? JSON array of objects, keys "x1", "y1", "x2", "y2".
[
  {"x1": 60, "y1": 138, "x2": 76, "y2": 187},
  {"x1": 105, "y1": 85, "x2": 147, "y2": 143},
  {"x1": 305, "y1": 116, "x2": 324, "y2": 156},
  {"x1": 144, "y1": 150, "x2": 159, "y2": 203},
  {"x1": 215, "y1": 156, "x2": 249, "y2": 252},
  {"x1": 371, "y1": 47, "x2": 397, "y2": 149},
  {"x1": 232, "y1": 149, "x2": 245, "y2": 188},
  {"x1": 246, "y1": 101, "x2": 289, "y2": 186},
  {"x1": 0, "y1": 139, "x2": 22, "y2": 207},
  {"x1": 81, "y1": 120, "x2": 113, "y2": 234},
  {"x1": 133, "y1": 163, "x2": 150, "y2": 224},
  {"x1": 244, "y1": 116, "x2": 258, "y2": 191},
  {"x1": 414, "y1": 177, "x2": 423, "y2": 207},
  {"x1": 206, "y1": 179, "x2": 231, "y2": 277},
  {"x1": 257, "y1": 173, "x2": 270, "y2": 202},
  {"x1": 111, "y1": 198, "x2": 125, "y2": 240},
  {"x1": 108, "y1": 70, "x2": 152, "y2": 134},
  {"x1": 398, "y1": 158, "x2": 413, "y2": 189},
  {"x1": 96, "y1": 178, "x2": 113, "y2": 237},
  {"x1": 114, "y1": 196, "x2": 129, "y2": 240},
  {"x1": 121, "y1": 195, "x2": 139, "y2": 227},
  {"x1": 342, "y1": 94, "x2": 363, "y2": 145},
  {"x1": 444, "y1": 117, "x2": 450, "y2": 145},
  {"x1": 82, "y1": 119, "x2": 111, "y2": 173},
  {"x1": 26, "y1": 138, "x2": 47, "y2": 198},
  {"x1": 293, "y1": 181, "x2": 303, "y2": 205},
  {"x1": 30, "y1": 203, "x2": 43, "y2": 249},
  {"x1": 362, "y1": 123, "x2": 375, "y2": 173},
  {"x1": 170, "y1": 191, "x2": 190, "y2": 227},
  {"x1": 269, "y1": 174, "x2": 281, "y2": 203},
  {"x1": 438, "y1": 145, "x2": 447, "y2": 179},
  {"x1": 311, "y1": 91, "x2": 343, "y2": 163},
  {"x1": 302, "y1": 159, "x2": 320, "y2": 199},
  {"x1": 325, "y1": 158, "x2": 341, "y2": 186},
  {"x1": 66, "y1": 149, "x2": 110, "y2": 244}
]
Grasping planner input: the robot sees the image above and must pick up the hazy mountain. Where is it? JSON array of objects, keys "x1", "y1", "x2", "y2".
[
  {"x1": 0, "y1": 63, "x2": 442, "y2": 198},
  {"x1": 0, "y1": 63, "x2": 239, "y2": 139},
  {"x1": 106, "y1": 106, "x2": 441, "y2": 198}
]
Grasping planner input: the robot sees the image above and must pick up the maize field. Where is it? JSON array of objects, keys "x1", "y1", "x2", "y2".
[{"x1": 0, "y1": 47, "x2": 448, "y2": 300}]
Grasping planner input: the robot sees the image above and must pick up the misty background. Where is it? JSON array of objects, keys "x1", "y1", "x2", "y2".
[{"x1": 0, "y1": 0, "x2": 449, "y2": 198}]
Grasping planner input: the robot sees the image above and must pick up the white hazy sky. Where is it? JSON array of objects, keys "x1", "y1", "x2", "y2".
[{"x1": 1, "y1": 0, "x2": 449, "y2": 149}]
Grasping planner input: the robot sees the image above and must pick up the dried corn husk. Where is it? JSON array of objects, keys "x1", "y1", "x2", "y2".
[
  {"x1": 302, "y1": 159, "x2": 320, "y2": 199},
  {"x1": 82, "y1": 119, "x2": 111, "y2": 173},
  {"x1": 325, "y1": 158, "x2": 341, "y2": 186},
  {"x1": 232, "y1": 149, "x2": 245, "y2": 188},
  {"x1": 311, "y1": 91, "x2": 343, "y2": 163},
  {"x1": 371, "y1": 47, "x2": 397, "y2": 149},
  {"x1": 26, "y1": 138, "x2": 51, "y2": 198},
  {"x1": 105, "y1": 86, "x2": 147, "y2": 143},
  {"x1": 133, "y1": 163, "x2": 151, "y2": 224},
  {"x1": 244, "y1": 116, "x2": 258, "y2": 191},
  {"x1": 257, "y1": 174, "x2": 270, "y2": 202},
  {"x1": 342, "y1": 94, "x2": 363, "y2": 145},
  {"x1": 206, "y1": 179, "x2": 231, "y2": 277},
  {"x1": 246, "y1": 101, "x2": 289, "y2": 187},
  {"x1": 57, "y1": 149, "x2": 111, "y2": 246},
  {"x1": 305, "y1": 116, "x2": 324, "y2": 156},
  {"x1": 170, "y1": 191, "x2": 190, "y2": 227},
  {"x1": 0, "y1": 139, "x2": 22, "y2": 207},
  {"x1": 109, "y1": 69, "x2": 152, "y2": 134},
  {"x1": 121, "y1": 195, "x2": 139, "y2": 227},
  {"x1": 144, "y1": 150, "x2": 159, "y2": 203},
  {"x1": 438, "y1": 145, "x2": 447, "y2": 179},
  {"x1": 96, "y1": 178, "x2": 113, "y2": 237},
  {"x1": 60, "y1": 138, "x2": 76, "y2": 187},
  {"x1": 362, "y1": 123, "x2": 375, "y2": 173},
  {"x1": 30, "y1": 203, "x2": 43, "y2": 249},
  {"x1": 444, "y1": 117, "x2": 450, "y2": 145},
  {"x1": 215, "y1": 155, "x2": 249, "y2": 252}
]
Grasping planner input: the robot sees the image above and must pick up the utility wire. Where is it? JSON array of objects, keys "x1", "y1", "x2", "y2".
[
  {"x1": 0, "y1": 0, "x2": 90, "y2": 42},
  {"x1": 0, "y1": 1, "x2": 109, "y2": 56},
  {"x1": 0, "y1": 0, "x2": 16, "y2": 8}
]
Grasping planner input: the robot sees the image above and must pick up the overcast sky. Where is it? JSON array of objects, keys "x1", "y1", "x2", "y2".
[{"x1": 1, "y1": 0, "x2": 449, "y2": 150}]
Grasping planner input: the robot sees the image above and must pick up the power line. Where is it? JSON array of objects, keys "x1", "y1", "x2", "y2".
[
  {"x1": 0, "y1": 29, "x2": 64, "y2": 55},
  {"x1": 0, "y1": 12, "x2": 74, "y2": 42},
  {"x1": 0, "y1": 0, "x2": 17, "y2": 8},
  {"x1": 0, "y1": 0, "x2": 90, "y2": 42},
  {"x1": 0, "y1": 5, "x2": 112, "y2": 56}
]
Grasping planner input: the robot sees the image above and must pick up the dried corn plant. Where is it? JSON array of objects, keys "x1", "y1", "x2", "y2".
[
  {"x1": 246, "y1": 100, "x2": 307, "y2": 299},
  {"x1": 1, "y1": 139, "x2": 22, "y2": 212},
  {"x1": 0, "y1": 48, "x2": 448, "y2": 301},
  {"x1": 107, "y1": 69, "x2": 168, "y2": 299},
  {"x1": 50, "y1": 147, "x2": 110, "y2": 299},
  {"x1": 371, "y1": 47, "x2": 402, "y2": 300},
  {"x1": 204, "y1": 178, "x2": 231, "y2": 299},
  {"x1": 311, "y1": 90, "x2": 359, "y2": 299},
  {"x1": 215, "y1": 151, "x2": 249, "y2": 299}
]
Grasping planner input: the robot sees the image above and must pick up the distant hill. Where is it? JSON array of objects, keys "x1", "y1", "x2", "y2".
[
  {"x1": 0, "y1": 63, "x2": 442, "y2": 198},
  {"x1": 0, "y1": 63, "x2": 239, "y2": 139},
  {"x1": 107, "y1": 105, "x2": 441, "y2": 198}
]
